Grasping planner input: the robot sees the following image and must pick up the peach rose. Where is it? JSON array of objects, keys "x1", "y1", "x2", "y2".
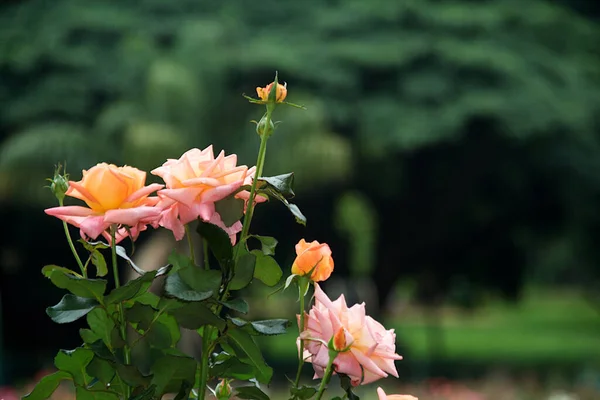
[
  {"x1": 291, "y1": 239, "x2": 334, "y2": 282},
  {"x1": 377, "y1": 387, "x2": 418, "y2": 400},
  {"x1": 151, "y1": 146, "x2": 260, "y2": 243},
  {"x1": 300, "y1": 284, "x2": 402, "y2": 386},
  {"x1": 45, "y1": 163, "x2": 163, "y2": 243},
  {"x1": 256, "y1": 81, "x2": 287, "y2": 103}
]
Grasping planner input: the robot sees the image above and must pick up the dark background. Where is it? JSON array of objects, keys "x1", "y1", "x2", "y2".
[{"x1": 1, "y1": 0, "x2": 599, "y2": 398}]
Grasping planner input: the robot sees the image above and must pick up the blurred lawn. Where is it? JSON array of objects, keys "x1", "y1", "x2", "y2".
[{"x1": 257, "y1": 286, "x2": 600, "y2": 369}]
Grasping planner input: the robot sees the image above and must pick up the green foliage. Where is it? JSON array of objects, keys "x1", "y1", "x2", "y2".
[
  {"x1": 215, "y1": 195, "x2": 245, "y2": 227},
  {"x1": 42, "y1": 265, "x2": 107, "y2": 301},
  {"x1": 46, "y1": 294, "x2": 99, "y2": 324},
  {"x1": 250, "y1": 235, "x2": 278, "y2": 256},
  {"x1": 105, "y1": 271, "x2": 157, "y2": 304},
  {"x1": 165, "y1": 267, "x2": 222, "y2": 301},
  {"x1": 23, "y1": 371, "x2": 71, "y2": 400},
  {"x1": 252, "y1": 251, "x2": 283, "y2": 287}
]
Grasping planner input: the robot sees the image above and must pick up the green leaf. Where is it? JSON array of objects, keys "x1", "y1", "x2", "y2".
[
  {"x1": 41, "y1": 265, "x2": 79, "y2": 277},
  {"x1": 150, "y1": 355, "x2": 196, "y2": 397},
  {"x1": 146, "y1": 314, "x2": 180, "y2": 349},
  {"x1": 235, "y1": 385, "x2": 271, "y2": 400},
  {"x1": 47, "y1": 295, "x2": 99, "y2": 324},
  {"x1": 132, "y1": 291, "x2": 160, "y2": 308},
  {"x1": 225, "y1": 329, "x2": 273, "y2": 384},
  {"x1": 54, "y1": 348, "x2": 94, "y2": 386},
  {"x1": 91, "y1": 250, "x2": 108, "y2": 277},
  {"x1": 229, "y1": 251, "x2": 256, "y2": 291},
  {"x1": 250, "y1": 319, "x2": 290, "y2": 336},
  {"x1": 210, "y1": 355, "x2": 255, "y2": 380},
  {"x1": 75, "y1": 387, "x2": 120, "y2": 400},
  {"x1": 23, "y1": 371, "x2": 71, "y2": 400},
  {"x1": 43, "y1": 266, "x2": 107, "y2": 300},
  {"x1": 227, "y1": 318, "x2": 289, "y2": 336},
  {"x1": 287, "y1": 203, "x2": 307, "y2": 226},
  {"x1": 80, "y1": 328, "x2": 101, "y2": 345},
  {"x1": 250, "y1": 235, "x2": 278, "y2": 256},
  {"x1": 255, "y1": 189, "x2": 306, "y2": 226},
  {"x1": 252, "y1": 251, "x2": 282, "y2": 286},
  {"x1": 126, "y1": 303, "x2": 156, "y2": 331},
  {"x1": 86, "y1": 357, "x2": 115, "y2": 384},
  {"x1": 220, "y1": 298, "x2": 249, "y2": 314},
  {"x1": 105, "y1": 271, "x2": 157, "y2": 304},
  {"x1": 258, "y1": 173, "x2": 296, "y2": 198},
  {"x1": 87, "y1": 308, "x2": 115, "y2": 349},
  {"x1": 339, "y1": 374, "x2": 360, "y2": 400},
  {"x1": 129, "y1": 385, "x2": 157, "y2": 400},
  {"x1": 196, "y1": 220, "x2": 234, "y2": 269},
  {"x1": 115, "y1": 364, "x2": 151, "y2": 388},
  {"x1": 168, "y1": 251, "x2": 195, "y2": 273},
  {"x1": 215, "y1": 195, "x2": 245, "y2": 226},
  {"x1": 165, "y1": 266, "x2": 221, "y2": 302},
  {"x1": 168, "y1": 301, "x2": 226, "y2": 330},
  {"x1": 86, "y1": 340, "x2": 115, "y2": 361},
  {"x1": 290, "y1": 386, "x2": 318, "y2": 400}
]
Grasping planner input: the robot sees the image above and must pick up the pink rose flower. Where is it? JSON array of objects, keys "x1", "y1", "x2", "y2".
[
  {"x1": 45, "y1": 163, "x2": 163, "y2": 244},
  {"x1": 377, "y1": 387, "x2": 418, "y2": 400},
  {"x1": 151, "y1": 146, "x2": 260, "y2": 243},
  {"x1": 300, "y1": 284, "x2": 402, "y2": 386}
]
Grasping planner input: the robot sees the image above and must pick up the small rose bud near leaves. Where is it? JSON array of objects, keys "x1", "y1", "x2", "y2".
[
  {"x1": 331, "y1": 326, "x2": 353, "y2": 352},
  {"x1": 47, "y1": 163, "x2": 69, "y2": 203},
  {"x1": 215, "y1": 379, "x2": 233, "y2": 400}
]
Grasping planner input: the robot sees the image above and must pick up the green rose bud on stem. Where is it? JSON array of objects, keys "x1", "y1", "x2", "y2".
[
  {"x1": 47, "y1": 163, "x2": 69, "y2": 203},
  {"x1": 256, "y1": 114, "x2": 276, "y2": 137},
  {"x1": 215, "y1": 379, "x2": 233, "y2": 400}
]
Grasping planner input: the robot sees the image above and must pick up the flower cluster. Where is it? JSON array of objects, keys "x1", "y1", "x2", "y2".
[
  {"x1": 32, "y1": 76, "x2": 416, "y2": 400},
  {"x1": 45, "y1": 146, "x2": 257, "y2": 244}
]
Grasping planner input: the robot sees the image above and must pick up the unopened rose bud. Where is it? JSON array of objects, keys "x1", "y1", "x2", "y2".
[
  {"x1": 331, "y1": 326, "x2": 353, "y2": 352},
  {"x1": 48, "y1": 164, "x2": 69, "y2": 203},
  {"x1": 256, "y1": 114, "x2": 276, "y2": 137},
  {"x1": 215, "y1": 379, "x2": 232, "y2": 400},
  {"x1": 256, "y1": 81, "x2": 287, "y2": 103}
]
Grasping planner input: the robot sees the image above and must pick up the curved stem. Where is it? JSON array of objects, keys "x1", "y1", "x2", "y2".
[
  {"x1": 110, "y1": 226, "x2": 131, "y2": 399},
  {"x1": 185, "y1": 224, "x2": 197, "y2": 265},
  {"x1": 59, "y1": 199, "x2": 86, "y2": 278},
  {"x1": 314, "y1": 349, "x2": 337, "y2": 400}
]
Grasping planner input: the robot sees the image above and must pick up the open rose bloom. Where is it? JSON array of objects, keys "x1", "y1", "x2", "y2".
[
  {"x1": 45, "y1": 163, "x2": 163, "y2": 243},
  {"x1": 151, "y1": 146, "x2": 263, "y2": 243},
  {"x1": 300, "y1": 284, "x2": 402, "y2": 386}
]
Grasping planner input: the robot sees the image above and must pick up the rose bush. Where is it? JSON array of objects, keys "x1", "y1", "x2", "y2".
[{"x1": 29, "y1": 74, "x2": 416, "y2": 400}]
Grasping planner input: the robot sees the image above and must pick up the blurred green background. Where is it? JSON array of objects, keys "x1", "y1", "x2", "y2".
[{"x1": 1, "y1": 0, "x2": 600, "y2": 398}]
